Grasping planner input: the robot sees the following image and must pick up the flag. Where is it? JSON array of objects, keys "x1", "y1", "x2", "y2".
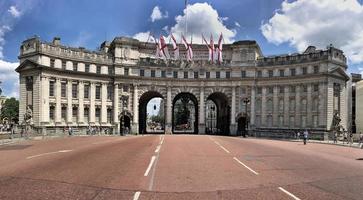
[
  {"x1": 159, "y1": 35, "x2": 170, "y2": 60},
  {"x1": 202, "y1": 34, "x2": 215, "y2": 62},
  {"x1": 170, "y1": 33, "x2": 179, "y2": 60},
  {"x1": 216, "y1": 33, "x2": 223, "y2": 63},
  {"x1": 150, "y1": 35, "x2": 161, "y2": 58},
  {"x1": 182, "y1": 35, "x2": 193, "y2": 61}
]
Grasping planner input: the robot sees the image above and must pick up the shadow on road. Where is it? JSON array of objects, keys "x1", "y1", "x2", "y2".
[
  {"x1": 356, "y1": 158, "x2": 363, "y2": 161},
  {"x1": 0, "y1": 145, "x2": 32, "y2": 151}
]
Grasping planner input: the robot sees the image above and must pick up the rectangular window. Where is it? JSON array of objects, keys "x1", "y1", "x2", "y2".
[
  {"x1": 49, "y1": 106, "x2": 55, "y2": 121},
  {"x1": 241, "y1": 70, "x2": 246, "y2": 78},
  {"x1": 96, "y1": 66, "x2": 101, "y2": 74},
  {"x1": 290, "y1": 86, "x2": 296, "y2": 93},
  {"x1": 61, "y1": 106, "x2": 67, "y2": 121},
  {"x1": 268, "y1": 87, "x2": 273, "y2": 94},
  {"x1": 73, "y1": 62, "x2": 78, "y2": 71},
  {"x1": 313, "y1": 84, "x2": 319, "y2": 92},
  {"x1": 226, "y1": 71, "x2": 231, "y2": 79},
  {"x1": 61, "y1": 82, "x2": 67, "y2": 98},
  {"x1": 268, "y1": 70, "x2": 273, "y2": 77},
  {"x1": 96, "y1": 85, "x2": 101, "y2": 100},
  {"x1": 84, "y1": 108, "x2": 89, "y2": 122},
  {"x1": 184, "y1": 71, "x2": 188, "y2": 79},
  {"x1": 124, "y1": 68, "x2": 129, "y2": 75},
  {"x1": 279, "y1": 86, "x2": 284, "y2": 94},
  {"x1": 72, "y1": 107, "x2": 78, "y2": 122},
  {"x1": 290, "y1": 68, "x2": 296, "y2": 76},
  {"x1": 279, "y1": 69, "x2": 285, "y2": 77},
  {"x1": 161, "y1": 71, "x2": 166, "y2": 78},
  {"x1": 314, "y1": 66, "x2": 319, "y2": 73},
  {"x1": 49, "y1": 81, "x2": 55, "y2": 97},
  {"x1": 95, "y1": 108, "x2": 101, "y2": 122},
  {"x1": 257, "y1": 71, "x2": 262, "y2": 77},
  {"x1": 62, "y1": 61, "x2": 66, "y2": 70},
  {"x1": 302, "y1": 85, "x2": 307, "y2": 93},
  {"x1": 85, "y1": 64, "x2": 90, "y2": 73},
  {"x1": 216, "y1": 71, "x2": 220, "y2": 79},
  {"x1": 84, "y1": 84, "x2": 89, "y2": 99},
  {"x1": 257, "y1": 87, "x2": 262, "y2": 95},
  {"x1": 206, "y1": 71, "x2": 210, "y2": 79},
  {"x1": 50, "y1": 59, "x2": 55, "y2": 67},
  {"x1": 140, "y1": 69, "x2": 144, "y2": 77},
  {"x1": 107, "y1": 85, "x2": 113, "y2": 100},
  {"x1": 108, "y1": 66, "x2": 113, "y2": 75},
  {"x1": 302, "y1": 67, "x2": 307, "y2": 75},
  {"x1": 151, "y1": 70, "x2": 155, "y2": 77},
  {"x1": 173, "y1": 71, "x2": 178, "y2": 78},
  {"x1": 107, "y1": 109, "x2": 112, "y2": 123},
  {"x1": 194, "y1": 71, "x2": 198, "y2": 79},
  {"x1": 123, "y1": 85, "x2": 129, "y2": 92},
  {"x1": 72, "y1": 83, "x2": 78, "y2": 98}
]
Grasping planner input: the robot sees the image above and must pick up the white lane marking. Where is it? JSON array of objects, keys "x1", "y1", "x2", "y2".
[
  {"x1": 213, "y1": 141, "x2": 230, "y2": 154},
  {"x1": 233, "y1": 157, "x2": 259, "y2": 175},
  {"x1": 155, "y1": 145, "x2": 161, "y2": 153},
  {"x1": 278, "y1": 187, "x2": 301, "y2": 200},
  {"x1": 160, "y1": 136, "x2": 164, "y2": 145},
  {"x1": 144, "y1": 156, "x2": 156, "y2": 176},
  {"x1": 133, "y1": 191, "x2": 141, "y2": 200},
  {"x1": 26, "y1": 150, "x2": 73, "y2": 159}
]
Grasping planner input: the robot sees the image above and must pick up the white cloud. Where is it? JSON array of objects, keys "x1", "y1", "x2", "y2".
[
  {"x1": 8, "y1": 6, "x2": 22, "y2": 18},
  {"x1": 235, "y1": 22, "x2": 241, "y2": 28},
  {"x1": 133, "y1": 31, "x2": 152, "y2": 42},
  {"x1": 261, "y1": 0, "x2": 363, "y2": 64},
  {"x1": 0, "y1": 60, "x2": 19, "y2": 98},
  {"x1": 150, "y1": 6, "x2": 168, "y2": 22}
]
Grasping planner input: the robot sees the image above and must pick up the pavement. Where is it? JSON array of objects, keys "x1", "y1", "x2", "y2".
[{"x1": 0, "y1": 135, "x2": 363, "y2": 200}]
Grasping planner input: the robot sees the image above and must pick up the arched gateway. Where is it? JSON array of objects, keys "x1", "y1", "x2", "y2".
[{"x1": 17, "y1": 36, "x2": 349, "y2": 139}]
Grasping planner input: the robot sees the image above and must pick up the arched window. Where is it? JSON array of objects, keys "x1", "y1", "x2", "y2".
[
  {"x1": 256, "y1": 99, "x2": 262, "y2": 112},
  {"x1": 312, "y1": 98, "x2": 319, "y2": 111},
  {"x1": 266, "y1": 99, "x2": 273, "y2": 112},
  {"x1": 289, "y1": 99, "x2": 295, "y2": 112},
  {"x1": 301, "y1": 98, "x2": 307, "y2": 112}
]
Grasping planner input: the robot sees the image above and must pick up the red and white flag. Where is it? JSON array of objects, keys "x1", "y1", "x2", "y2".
[
  {"x1": 182, "y1": 35, "x2": 193, "y2": 61},
  {"x1": 159, "y1": 35, "x2": 170, "y2": 60},
  {"x1": 170, "y1": 33, "x2": 179, "y2": 60},
  {"x1": 216, "y1": 33, "x2": 223, "y2": 63},
  {"x1": 202, "y1": 34, "x2": 215, "y2": 62},
  {"x1": 150, "y1": 35, "x2": 162, "y2": 58}
]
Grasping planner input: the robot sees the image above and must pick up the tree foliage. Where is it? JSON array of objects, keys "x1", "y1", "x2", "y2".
[{"x1": 0, "y1": 98, "x2": 19, "y2": 123}]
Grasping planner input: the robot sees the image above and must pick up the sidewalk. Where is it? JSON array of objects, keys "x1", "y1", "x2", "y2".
[{"x1": 290, "y1": 139, "x2": 363, "y2": 149}]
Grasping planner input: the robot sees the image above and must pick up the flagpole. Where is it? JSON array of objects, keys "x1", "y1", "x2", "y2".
[{"x1": 185, "y1": 0, "x2": 188, "y2": 36}]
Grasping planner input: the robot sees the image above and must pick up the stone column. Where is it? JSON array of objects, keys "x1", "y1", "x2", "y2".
[
  {"x1": 165, "y1": 86, "x2": 172, "y2": 134},
  {"x1": 89, "y1": 82, "x2": 96, "y2": 124},
  {"x1": 78, "y1": 81, "x2": 84, "y2": 124},
  {"x1": 250, "y1": 86, "x2": 256, "y2": 128},
  {"x1": 284, "y1": 86, "x2": 290, "y2": 127},
  {"x1": 67, "y1": 80, "x2": 73, "y2": 124},
  {"x1": 230, "y1": 86, "x2": 237, "y2": 135},
  {"x1": 198, "y1": 86, "x2": 206, "y2": 134},
  {"x1": 55, "y1": 78, "x2": 62, "y2": 124},
  {"x1": 113, "y1": 83, "x2": 119, "y2": 134},
  {"x1": 101, "y1": 83, "x2": 107, "y2": 124},
  {"x1": 307, "y1": 84, "x2": 312, "y2": 127},
  {"x1": 132, "y1": 84, "x2": 139, "y2": 134},
  {"x1": 41, "y1": 76, "x2": 50, "y2": 123},
  {"x1": 295, "y1": 85, "x2": 301, "y2": 128},
  {"x1": 273, "y1": 86, "x2": 279, "y2": 127},
  {"x1": 261, "y1": 87, "x2": 267, "y2": 127}
]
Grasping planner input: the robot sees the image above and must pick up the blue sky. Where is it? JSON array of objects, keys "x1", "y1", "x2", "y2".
[{"x1": 0, "y1": 0, "x2": 363, "y2": 98}]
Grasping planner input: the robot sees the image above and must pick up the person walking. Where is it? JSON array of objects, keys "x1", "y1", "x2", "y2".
[
  {"x1": 297, "y1": 131, "x2": 300, "y2": 141},
  {"x1": 303, "y1": 129, "x2": 308, "y2": 145}
]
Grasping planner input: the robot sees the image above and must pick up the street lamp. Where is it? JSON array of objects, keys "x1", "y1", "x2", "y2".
[{"x1": 242, "y1": 97, "x2": 250, "y2": 137}]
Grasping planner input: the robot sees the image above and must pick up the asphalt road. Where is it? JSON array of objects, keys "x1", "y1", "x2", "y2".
[{"x1": 0, "y1": 135, "x2": 363, "y2": 200}]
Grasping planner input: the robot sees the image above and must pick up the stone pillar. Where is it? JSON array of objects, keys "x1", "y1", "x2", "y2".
[
  {"x1": 273, "y1": 86, "x2": 279, "y2": 127},
  {"x1": 113, "y1": 84, "x2": 119, "y2": 134},
  {"x1": 67, "y1": 80, "x2": 73, "y2": 124},
  {"x1": 132, "y1": 84, "x2": 139, "y2": 134},
  {"x1": 55, "y1": 78, "x2": 62, "y2": 124},
  {"x1": 230, "y1": 86, "x2": 237, "y2": 135},
  {"x1": 295, "y1": 85, "x2": 301, "y2": 128},
  {"x1": 90, "y1": 82, "x2": 96, "y2": 124},
  {"x1": 101, "y1": 83, "x2": 107, "y2": 124},
  {"x1": 198, "y1": 86, "x2": 206, "y2": 134},
  {"x1": 165, "y1": 86, "x2": 172, "y2": 134},
  {"x1": 250, "y1": 86, "x2": 256, "y2": 128},
  {"x1": 78, "y1": 81, "x2": 84, "y2": 124},
  {"x1": 41, "y1": 76, "x2": 49, "y2": 123},
  {"x1": 307, "y1": 84, "x2": 312, "y2": 127},
  {"x1": 284, "y1": 86, "x2": 290, "y2": 127}
]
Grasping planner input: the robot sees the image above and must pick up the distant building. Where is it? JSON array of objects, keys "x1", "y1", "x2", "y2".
[
  {"x1": 348, "y1": 73, "x2": 362, "y2": 133},
  {"x1": 356, "y1": 80, "x2": 363, "y2": 134}
]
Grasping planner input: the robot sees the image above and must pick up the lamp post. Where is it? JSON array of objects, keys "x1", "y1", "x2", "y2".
[{"x1": 242, "y1": 97, "x2": 250, "y2": 137}]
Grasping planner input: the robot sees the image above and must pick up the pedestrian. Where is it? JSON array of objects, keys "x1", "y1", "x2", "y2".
[
  {"x1": 297, "y1": 131, "x2": 300, "y2": 140},
  {"x1": 68, "y1": 126, "x2": 72, "y2": 136},
  {"x1": 334, "y1": 131, "x2": 338, "y2": 144},
  {"x1": 349, "y1": 131, "x2": 354, "y2": 145},
  {"x1": 303, "y1": 129, "x2": 308, "y2": 145}
]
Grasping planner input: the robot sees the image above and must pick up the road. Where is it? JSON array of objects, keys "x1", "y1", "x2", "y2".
[{"x1": 0, "y1": 135, "x2": 363, "y2": 200}]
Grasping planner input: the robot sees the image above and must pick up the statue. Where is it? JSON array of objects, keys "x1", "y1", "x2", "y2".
[
  {"x1": 23, "y1": 106, "x2": 33, "y2": 137},
  {"x1": 331, "y1": 111, "x2": 344, "y2": 140}
]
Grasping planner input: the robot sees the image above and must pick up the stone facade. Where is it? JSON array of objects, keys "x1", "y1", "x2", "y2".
[
  {"x1": 356, "y1": 81, "x2": 363, "y2": 134},
  {"x1": 16, "y1": 36, "x2": 350, "y2": 138}
]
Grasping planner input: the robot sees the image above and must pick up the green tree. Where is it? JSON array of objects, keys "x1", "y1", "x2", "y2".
[{"x1": 0, "y1": 98, "x2": 19, "y2": 123}]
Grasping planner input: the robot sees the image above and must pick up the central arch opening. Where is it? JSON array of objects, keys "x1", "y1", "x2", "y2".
[
  {"x1": 206, "y1": 92, "x2": 230, "y2": 135},
  {"x1": 139, "y1": 91, "x2": 165, "y2": 134},
  {"x1": 172, "y1": 93, "x2": 198, "y2": 134}
]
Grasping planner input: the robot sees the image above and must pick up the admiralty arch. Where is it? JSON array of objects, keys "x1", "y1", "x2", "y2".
[{"x1": 16, "y1": 36, "x2": 349, "y2": 139}]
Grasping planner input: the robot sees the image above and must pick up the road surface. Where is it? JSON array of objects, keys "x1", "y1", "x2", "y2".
[{"x1": 0, "y1": 135, "x2": 363, "y2": 199}]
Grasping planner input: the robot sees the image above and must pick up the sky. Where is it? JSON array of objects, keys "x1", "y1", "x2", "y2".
[{"x1": 0, "y1": 0, "x2": 363, "y2": 99}]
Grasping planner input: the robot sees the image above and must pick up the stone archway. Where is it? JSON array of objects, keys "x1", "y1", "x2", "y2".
[
  {"x1": 172, "y1": 92, "x2": 199, "y2": 134},
  {"x1": 139, "y1": 91, "x2": 165, "y2": 134},
  {"x1": 207, "y1": 92, "x2": 230, "y2": 135},
  {"x1": 119, "y1": 110, "x2": 132, "y2": 135}
]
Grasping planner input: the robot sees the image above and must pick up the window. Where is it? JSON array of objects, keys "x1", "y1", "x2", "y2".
[
  {"x1": 313, "y1": 66, "x2": 319, "y2": 73},
  {"x1": 140, "y1": 69, "x2": 144, "y2": 77},
  {"x1": 151, "y1": 70, "x2": 155, "y2": 77},
  {"x1": 279, "y1": 69, "x2": 285, "y2": 77},
  {"x1": 290, "y1": 86, "x2": 296, "y2": 93},
  {"x1": 313, "y1": 84, "x2": 319, "y2": 92},
  {"x1": 107, "y1": 85, "x2": 113, "y2": 100},
  {"x1": 49, "y1": 81, "x2": 55, "y2": 97},
  {"x1": 84, "y1": 84, "x2": 90, "y2": 99},
  {"x1": 85, "y1": 64, "x2": 90, "y2": 73},
  {"x1": 184, "y1": 71, "x2": 188, "y2": 79},
  {"x1": 290, "y1": 68, "x2": 296, "y2": 76},
  {"x1": 173, "y1": 71, "x2": 178, "y2": 78},
  {"x1": 257, "y1": 71, "x2": 262, "y2": 77},
  {"x1": 161, "y1": 71, "x2": 166, "y2": 78},
  {"x1": 226, "y1": 71, "x2": 231, "y2": 79},
  {"x1": 96, "y1": 86, "x2": 101, "y2": 100},
  {"x1": 302, "y1": 67, "x2": 307, "y2": 75},
  {"x1": 108, "y1": 66, "x2": 113, "y2": 75},
  {"x1": 50, "y1": 59, "x2": 55, "y2": 67},
  {"x1": 123, "y1": 85, "x2": 129, "y2": 92},
  {"x1": 302, "y1": 85, "x2": 307, "y2": 93},
  {"x1": 313, "y1": 98, "x2": 319, "y2": 111},
  {"x1": 72, "y1": 107, "x2": 78, "y2": 122},
  {"x1": 62, "y1": 60, "x2": 66, "y2": 70},
  {"x1": 73, "y1": 62, "x2": 78, "y2": 71},
  {"x1": 206, "y1": 71, "x2": 210, "y2": 79},
  {"x1": 279, "y1": 86, "x2": 284, "y2": 94},
  {"x1": 49, "y1": 106, "x2": 55, "y2": 121},
  {"x1": 107, "y1": 109, "x2": 112, "y2": 123},
  {"x1": 216, "y1": 71, "x2": 220, "y2": 79},
  {"x1": 267, "y1": 99, "x2": 273, "y2": 112},
  {"x1": 95, "y1": 108, "x2": 101, "y2": 122},
  {"x1": 256, "y1": 99, "x2": 262, "y2": 112},
  {"x1": 72, "y1": 83, "x2": 78, "y2": 98},
  {"x1": 241, "y1": 70, "x2": 246, "y2": 78},
  {"x1": 61, "y1": 106, "x2": 67, "y2": 121},
  {"x1": 301, "y1": 99, "x2": 307, "y2": 112},
  {"x1": 257, "y1": 87, "x2": 262, "y2": 95},
  {"x1": 96, "y1": 66, "x2": 101, "y2": 74},
  {"x1": 194, "y1": 71, "x2": 198, "y2": 79},
  {"x1": 267, "y1": 87, "x2": 273, "y2": 94},
  {"x1": 84, "y1": 108, "x2": 89, "y2": 122},
  {"x1": 124, "y1": 68, "x2": 129, "y2": 75},
  {"x1": 289, "y1": 99, "x2": 296, "y2": 111},
  {"x1": 279, "y1": 99, "x2": 284, "y2": 111},
  {"x1": 61, "y1": 82, "x2": 67, "y2": 97},
  {"x1": 268, "y1": 70, "x2": 273, "y2": 77}
]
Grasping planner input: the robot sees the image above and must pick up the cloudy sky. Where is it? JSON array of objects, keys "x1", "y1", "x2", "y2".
[{"x1": 1, "y1": 0, "x2": 363, "y2": 98}]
